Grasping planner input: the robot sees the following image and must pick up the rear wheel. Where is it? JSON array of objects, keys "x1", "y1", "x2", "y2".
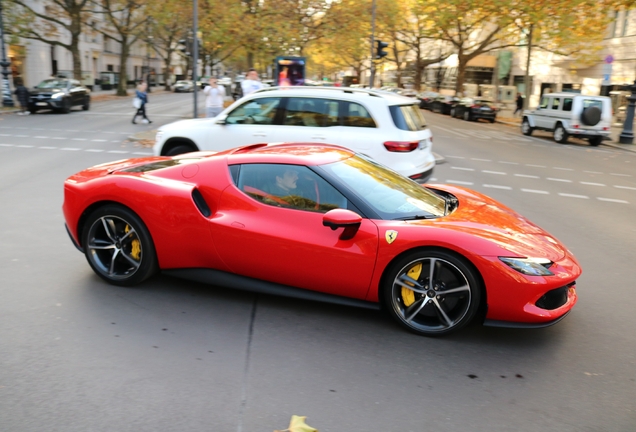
[
  {"x1": 82, "y1": 96, "x2": 90, "y2": 111},
  {"x1": 82, "y1": 205, "x2": 158, "y2": 286},
  {"x1": 554, "y1": 123, "x2": 568, "y2": 143},
  {"x1": 382, "y1": 249, "x2": 482, "y2": 336},
  {"x1": 463, "y1": 111, "x2": 472, "y2": 121},
  {"x1": 450, "y1": 107, "x2": 456, "y2": 117},
  {"x1": 60, "y1": 98, "x2": 71, "y2": 114}
]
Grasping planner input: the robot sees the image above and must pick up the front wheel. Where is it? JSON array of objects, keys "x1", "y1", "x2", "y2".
[
  {"x1": 463, "y1": 111, "x2": 471, "y2": 121},
  {"x1": 165, "y1": 144, "x2": 197, "y2": 156},
  {"x1": 521, "y1": 118, "x2": 533, "y2": 136},
  {"x1": 82, "y1": 205, "x2": 158, "y2": 286},
  {"x1": 382, "y1": 249, "x2": 482, "y2": 336},
  {"x1": 82, "y1": 96, "x2": 90, "y2": 111},
  {"x1": 554, "y1": 124, "x2": 568, "y2": 143},
  {"x1": 450, "y1": 108, "x2": 456, "y2": 117}
]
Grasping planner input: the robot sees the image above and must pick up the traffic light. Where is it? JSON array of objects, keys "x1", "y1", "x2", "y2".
[
  {"x1": 178, "y1": 38, "x2": 191, "y2": 55},
  {"x1": 375, "y1": 40, "x2": 388, "y2": 59}
]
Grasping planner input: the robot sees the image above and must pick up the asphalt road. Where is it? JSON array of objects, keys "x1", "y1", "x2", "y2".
[{"x1": 1, "y1": 93, "x2": 634, "y2": 432}]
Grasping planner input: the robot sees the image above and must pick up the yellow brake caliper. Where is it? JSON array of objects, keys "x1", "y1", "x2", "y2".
[
  {"x1": 125, "y1": 225, "x2": 141, "y2": 261},
  {"x1": 402, "y1": 263, "x2": 422, "y2": 307}
]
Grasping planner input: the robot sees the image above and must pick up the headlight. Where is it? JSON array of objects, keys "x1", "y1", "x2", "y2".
[
  {"x1": 51, "y1": 92, "x2": 65, "y2": 99},
  {"x1": 499, "y1": 257, "x2": 554, "y2": 276}
]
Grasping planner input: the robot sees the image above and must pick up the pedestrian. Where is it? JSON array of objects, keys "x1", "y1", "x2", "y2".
[
  {"x1": 514, "y1": 92, "x2": 524, "y2": 116},
  {"x1": 203, "y1": 77, "x2": 226, "y2": 118},
  {"x1": 132, "y1": 81, "x2": 152, "y2": 124},
  {"x1": 240, "y1": 68, "x2": 263, "y2": 97},
  {"x1": 13, "y1": 78, "x2": 30, "y2": 116}
]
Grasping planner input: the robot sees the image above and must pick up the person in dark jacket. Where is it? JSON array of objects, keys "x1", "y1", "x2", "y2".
[
  {"x1": 132, "y1": 81, "x2": 152, "y2": 124},
  {"x1": 514, "y1": 93, "x2": 524, "y2": 116},
  {"x1": 13, "y1": 78, "x2": 31, "y2": 115}
]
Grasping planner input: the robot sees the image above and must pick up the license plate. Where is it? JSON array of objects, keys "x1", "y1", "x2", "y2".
[
  {"x1": 36, "y1": 102, "x2": 48, "y2": 106},
  {"x1": 480, "y1": 107, "x2": 491, "y2": 111}
]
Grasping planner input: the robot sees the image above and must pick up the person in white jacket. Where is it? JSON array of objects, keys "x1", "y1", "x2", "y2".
[
  {"x1": 240, "y1": 69, "x2": 264, "y2": 97},
  {"x1": 203, "y1": 77, "x2": 226, "y2": 118}
]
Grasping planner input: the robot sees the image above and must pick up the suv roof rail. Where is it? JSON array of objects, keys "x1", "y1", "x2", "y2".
[{"x1": 253, "y1": 86, "x2": 384, "y2": 97}]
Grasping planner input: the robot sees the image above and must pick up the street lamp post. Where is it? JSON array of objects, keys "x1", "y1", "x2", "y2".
[
  {"x1": 0, "y1": 0, "x2": 15, "y2": 107},
  {"x1": 619, "y1": 80, "x2": 636, "y2": 144}
]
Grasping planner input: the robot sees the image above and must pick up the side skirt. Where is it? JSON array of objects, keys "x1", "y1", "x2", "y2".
[
  {"x1": 483, "y1": 311, "x2": 570, "y2": 329},
  {"x1": 163, "y1": 268, "x2": 381, "y2": 311}
]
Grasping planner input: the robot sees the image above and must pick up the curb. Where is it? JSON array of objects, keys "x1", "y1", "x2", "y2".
[{"x1": 128, "y1": 130, "x2": 158, "y2": 142}]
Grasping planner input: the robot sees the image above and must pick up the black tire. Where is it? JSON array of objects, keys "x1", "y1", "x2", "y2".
[
  {"x1": 28, "y1": 107, "x2": 38, "y2": 114},
  {"x1": 489, "y1": 118, "x2": 495, "y2": 123},
  {"x1": 588, "y1": 136, "x2": 602, "y2": 146},
  {"x1": 82, "y1": 204, "x2": 158, "y2": 286},
  {"x1": 82, "y1": 96, "x2": 90, "y2": 111},
  {"x1": 463, "y1": 111, "x2": 471, "y2": 121},
  {"x1": 165, "y1": 144, "x2": 197, "y2": 156},
  {"x1": 450, "y1": 108, "x2": 456, "y2": 117},
  {"x1": 521, "y1": 118, "x2": 533, "y2": 136},
  {"x1": 382, "y1": 249, "x2": 482, "y2": 336},
  {"x1": 581, "y1": 106, "x2": 601, "y2": 126},
  {"x1": 554, "y1": 123, "x2": 568, "y2": 143},
  {"x1": 60, "y1": 98, "x2": 71, "y2": 114}
]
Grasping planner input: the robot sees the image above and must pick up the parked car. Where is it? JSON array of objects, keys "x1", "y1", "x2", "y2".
[
  {"x1": 397, "y1": 88, "x2": 418, "y2": 99},
  {"x1": 154, "y1": 87, "x2": 435, "y2": 181},
  {"x1": 430, "y1": 95, "x2": 459, "y2": 115},
  {"x1": 418, "y1": 91, "x2": 438, "y2": 110},
  {"x1": 451, "y1": 98, "x2": 497, "y2": 122},
  {"x1": 28, "y1": 78, "x2": 90, "y2": 114},
  {"x1": 521, "y1": 93, "x2": 611, "y2": 146},
  {"x1": 63, "y1": 142, "x2": 580, "y2": 336},
  {"x1": 173, "y1": 80, "x2": 194, "y2": 92}
]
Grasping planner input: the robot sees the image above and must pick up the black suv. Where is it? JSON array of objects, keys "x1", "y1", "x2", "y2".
[{"x1": 29, "y1": 78, "x2": 90, "y2": 114}]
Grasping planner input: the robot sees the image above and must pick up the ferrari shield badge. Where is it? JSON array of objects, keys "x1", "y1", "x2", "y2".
[{"x1": 385, "y1": 230, "x2": 398, "y2": 244}]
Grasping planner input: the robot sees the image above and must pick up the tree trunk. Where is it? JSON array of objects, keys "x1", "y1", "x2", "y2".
[
  {"x1": 117, "y1": 40, "x2": 130, "y2": 96},
  {"x1": 247, "y1": 51, "x2": 254, "y2": 69},
  {"x1": 163, "y1": 53, "x2": 172, "y2": 90},
  {"x1": 455, "y1": 56, "x2": 468, "y2": 95},
  {"x1": 70, "y1": 34, "x2": 82, "y2": 81},
  {"x1": 524, "y1": 24, "x2": 534, "y2": 110},
  {"x1": 414, "y1": 59, "x2": 423, "y2": 91}
]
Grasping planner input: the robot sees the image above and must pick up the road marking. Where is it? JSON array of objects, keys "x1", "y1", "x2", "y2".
[
  {"x1": 15, "y1": 135, "x2": 28, "y2": 137},
  {"x1": 51, "y1": 137, "x2": 67, "y2": 140},
  {"x1": 482, "y1": 170, "x2": 506, "y2": 175},
  {"x1": 584, "y1": 171, "x2": 603, "y2": 174},
  {"x1": 526, "y1": 164, "x2": 547, "y2": 168},
  {"x1": 471, "y1": 158, "x2": 491, "y2": 162},
  {"x1": 60, "y1": 147, "x2": 81, "y2": 151},
  {"x1": 483, "y1": 184, "x2": 512, "y2": 190},
  {"x1": 464, "y1": 131, "x2": 490, "y2": 139},
  {"x1": 515, "y1": 174, "x2": 539, "y2": 179},
  {"x1": 521, "y1": 189, "x2": 549, "y2": 194},
  {"x1": 610, "y1": 173, "x2": 631, "y2": 177},
  {"x1": 446, "y1": 180, "x2": 474, "y2": 185},
  {"x1": 107, "y1": 150, "x2": 129, "y2": 154},
  {"x1": 597, "y1": 197, "x2": 629, "y2": 204},
  {"x1": 91, "y1": 139, "x2": 108, "y2": 142},
  {"x1": 72, "y1": 138, "x2": 87, "y2": 141},
  {"x1": 558, "y1": 193, "x2": 589, "y2": 199},
  {"x1": 580, "y1": 182, "x2": 606, "y2": 186},
  {"x1": 0, "y1": 134, "x2": 11, "y2": 136},
  {"x1": 553, "y1": 167, "x2": 574, "y2": 171},
  {"x1": 432, "y1": 125, "x2": 469, "y2": 137},
  {"x1": 85, "y1": 149, "x2": 104, "y2": 152},
  {"x1": 39, "y1": 146, "x2": 57, "y2": 149},
  {"x1": 17, "y1": 145, "x2": 33, "y2": 148},
  {"x1": 614, "y1": 185, "x2": 636, "y2": 191},
  {"x1": 451, "y1": 167, "x2": 475, "y2": 171},
  {"x1": 132, "y1": 152, "x2": 153, "y2": 155},
  {"x1": 445, "y1": 155, "x2": 465, "y2": 159},
  {"x1": 547, "y1": 178, "x2": 572, "y2": 183},
  {"x1": 33, "y1": 136, "x2": 49, "y2": 139},
  {"x1": 498, "y1": 161, "x2": 519, "y2": 165}
]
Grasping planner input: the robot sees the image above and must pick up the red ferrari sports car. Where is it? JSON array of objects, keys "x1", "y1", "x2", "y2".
[{"x1": 63, "y1": 143, "x2": 580, "y2": 336}]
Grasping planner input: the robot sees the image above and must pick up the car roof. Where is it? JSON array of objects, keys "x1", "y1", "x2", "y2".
[
  {"x1": 251, "y1": 86, "x2": 419, "y2": 105},
  {"x1": 221, "y1": 142, "x2": 355, "y2": 166},
  {"x1": 542, "y1": 92, "x2": 610, "y2": 99}
]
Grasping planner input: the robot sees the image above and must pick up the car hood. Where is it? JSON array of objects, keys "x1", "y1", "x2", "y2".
[
  {"x1": 31, "y1": 88, "x2": 65, "y2": 94},
  {"x1": 424, "y1": 185, "x2": 569, "y2": 261},
  {"x1": 159, "y1": 118, "x2": 213, "y2": 132}
]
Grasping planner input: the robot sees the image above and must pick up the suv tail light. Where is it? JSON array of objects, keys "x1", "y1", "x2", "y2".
[{"x1": 384, "y1": 141, "x2": 419, "y2": 152}]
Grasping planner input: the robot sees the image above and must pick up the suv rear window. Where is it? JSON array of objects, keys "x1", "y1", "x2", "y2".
[{"x1": 390, "y1": 104, "x2": 427, "y2": 131}]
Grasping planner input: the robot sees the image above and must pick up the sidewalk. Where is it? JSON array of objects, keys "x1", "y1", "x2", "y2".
[{"x1": 496, "y1": 107, "x2": 636, "y2": 153}]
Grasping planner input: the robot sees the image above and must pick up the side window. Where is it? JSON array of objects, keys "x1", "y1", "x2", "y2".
[
  {"x1": 235, "y1": 164, "x2": 348, "y2": 213},
  {"x1": 563, "y1": 98, "x2": 573, "y2": 111},
  {"x1": 343, "y1": 102, "x2": 377, "y2": 128},
  {"x1": 282, "y1": 97, "x2": 337, "y2": 127},
  {"x1": 539, "y1": 97, "x2": 549, "y2": 109},
  {"x1": 551, "y1": 98, "x2": 561, "y2": 110},
  {"x1": 225, "y1": 97, "x2": 281, "y2": 125}
]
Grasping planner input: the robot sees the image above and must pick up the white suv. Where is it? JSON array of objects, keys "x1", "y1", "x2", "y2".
[
  {"x1": 153, "y1": 87, "x2": 435, "y2": 181},
  {"x1": 521, "y1": 93, "x2": 611, "y2": 146}
]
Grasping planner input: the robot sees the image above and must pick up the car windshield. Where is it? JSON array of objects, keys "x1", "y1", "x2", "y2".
[
  {"x1": 320, "y1": 154, "x2": 447, "y2": 220},
  {"x1": 36, "y1": 79, "x2": 68, "y2": 89}
]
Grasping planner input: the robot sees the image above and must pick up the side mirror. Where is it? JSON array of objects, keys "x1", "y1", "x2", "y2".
[
  {"x1": 322, "y1": 209, "x2": 362, "y2": 240},
  {"x1": 215, "y1": 115, "x2": 228, "y2": 125}
]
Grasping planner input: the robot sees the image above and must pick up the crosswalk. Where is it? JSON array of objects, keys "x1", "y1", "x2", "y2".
[{"x1": 432, "y1": 125, "x2": 536, "y2": 142}]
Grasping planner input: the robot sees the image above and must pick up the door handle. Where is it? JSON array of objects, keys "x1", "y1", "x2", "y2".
[
  {"x1": 253, "y1": 132, "x2": 267, "y2": 137},
  {"x1": 311, "y1": 135, "x2": 326, "y2": 140}
]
